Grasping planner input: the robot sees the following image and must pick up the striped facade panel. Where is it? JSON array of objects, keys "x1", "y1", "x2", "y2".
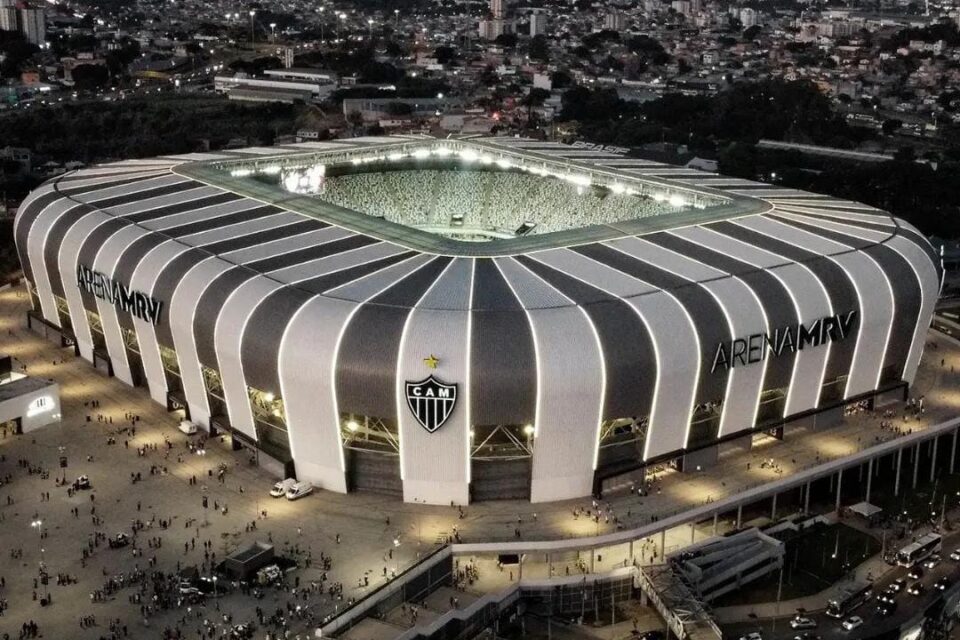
[
  {"x1": 55, "y1": 209, "x2": 112, "y2": 359},
  {"x1": 397, "y1": 258, "x2": 473, "y2": 505},
  {"x1": 334, "y1": 256, "x2": 452, "y2": 420},
  {"x1": 278, "y1": 293, "x2": 353, "y2": 493},
  {"x1": 469, "y1": 259, "x2": 537, "y2": 427},
  {"x1": 738, "y1": 216, "x2": 894, "y2": 398},
  {"x1": 170, "y1": 257, "x2": 233, "y2": 427},
  {"x1": 671, "y1": 225, "x2": 833, "y2": 417},
  {"x1": 90, "y1": 225, "x2": 148, "y2": 385},
  {"x1": 214, "y1": 277, "x2": 285, "y2": 441},
  {"x1": 517, "y1": 254, "x2": 656, "y2": 421},
  {"x1": 129, "y1": 240, "x2": 194, "y2": 405},
  {"x1": 496, "y1": 258, "x2": 605, "y2": 503},
  {"x1": 31, "y1": 199, "x2": 90, "y2": 323},
  {"x1": 715, "y1": 220, "x2": 859, "y2": 394}
]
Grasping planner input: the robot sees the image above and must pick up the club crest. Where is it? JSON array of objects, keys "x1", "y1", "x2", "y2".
[{"x1": 405, "y1": 375, "x2": 458, "y2": 433}]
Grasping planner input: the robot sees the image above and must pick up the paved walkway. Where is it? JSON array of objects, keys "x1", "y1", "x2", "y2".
[{"x1": 2, "y1": 282, "x2": 960, "y2": 638}]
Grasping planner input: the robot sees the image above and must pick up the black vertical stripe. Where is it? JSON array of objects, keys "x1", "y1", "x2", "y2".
[
  {"x1": 335, "y1": 257, "x2": 453, "y2": 420},
  {"x1": 470, "y1": 259, "x2": 538, "y2": 427},
  {"x1": 516, "y1": 255, "x2": 656, "y2": 421}
]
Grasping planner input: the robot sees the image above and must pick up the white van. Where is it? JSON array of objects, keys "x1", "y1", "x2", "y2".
[
  {"x1": 285, "y1": 481, "x2": 313, "y2": 501},
  {"x1": 178, "y1": 421, "x2": 198, "y2": 435},
  {"x1": 269, "y1": 478, "x2": 297, "y2": 498}
]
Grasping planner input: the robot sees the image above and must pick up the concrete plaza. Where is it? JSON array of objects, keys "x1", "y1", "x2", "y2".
[{"x1": 2, "y1": 282, "x2": 960, "y2": 639}]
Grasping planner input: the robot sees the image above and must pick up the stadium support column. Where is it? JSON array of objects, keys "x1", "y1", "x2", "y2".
[
  {"x1": 912, "y1": 443, "x2": 920, "y2": 489},
  {"x1": 952, "y1": 428, "x2": 958, "y2": 474},
  {"x1": 771, "y1": 493, "x2": 777, "y2": 520},
  {"x1": 930, "y1": 436, "x2": 938, "y2": 483},
  {"x1": 736, "y1": 504, "x2": 742, "y2": 530},
  {"x1": 865, "y1": 458, "x2": 873, "y2": 504},
  {"x1": 894, "y1": 448, "x2": 902, "y2": 497},
  {"x1": 804, "y1": 482, "x2": 811, "y2": 513},
  {"x1": 834, "y1": 468, "x2": 843, "y2": 512},
  {"x1": 712, "y1": 512, "x2": 718, "y2": 535}
]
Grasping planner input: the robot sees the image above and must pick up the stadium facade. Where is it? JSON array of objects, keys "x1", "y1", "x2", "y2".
[{"x1": 14, "y1": 136, "x2": 941, "y2": 504}]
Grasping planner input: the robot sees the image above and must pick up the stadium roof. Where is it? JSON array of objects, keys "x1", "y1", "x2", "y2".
[{"x1": 176, "y1": 136, "x2": 768, "y2": 257}]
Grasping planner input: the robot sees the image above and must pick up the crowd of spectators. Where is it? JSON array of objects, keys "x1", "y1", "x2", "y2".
[{"x1": 309, "y1": 169, "x2": 681, "y2": 237}]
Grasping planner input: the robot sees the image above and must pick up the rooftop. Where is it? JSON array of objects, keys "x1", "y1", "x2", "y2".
[{"x1": 177, "y1": 137, "x2": 754, "y2": 257}]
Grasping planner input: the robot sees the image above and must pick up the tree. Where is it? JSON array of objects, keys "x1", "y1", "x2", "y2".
[
  {"x1": 550, "y1": 69, "x2": 573, "y2": 89},
  {"x1": 72, "y1": 64, "x2": 109, "y2": 91},
  {"x1": 494, "y1": 33, "x2": 518, "y2": 48},
  {"x1": 346, "y1": 110, "x2": 364, "y2": 128},
  {"x1": 528, "y1": 34, "x2": 550, "y2": 62},
  {"x1": 433, "y1": 45, "x2": 457, "y2": 64},
  {"x1": 882, "y1": 119, "x2": 903, "y2": 136}
]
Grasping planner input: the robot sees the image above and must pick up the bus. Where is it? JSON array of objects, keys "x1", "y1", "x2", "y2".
[
  {"x1": 896, "y1": 533, "x2": 942, "y2": 567},
  {"x1": 826, "y1": 582, "x2": 873, "y2": 618}
]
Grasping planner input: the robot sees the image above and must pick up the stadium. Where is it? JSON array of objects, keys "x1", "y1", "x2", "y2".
[{"x1": 13, "y1": 136, "x2": 941, "y2": 504}]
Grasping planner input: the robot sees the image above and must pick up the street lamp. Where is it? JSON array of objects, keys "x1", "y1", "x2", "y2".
[
  {"x1": 394, "y1": 8, "x2": 399, "y2": 27},
  {"x1": 367, "y1": 18, "x2": 374, "y2": 39},
  {"x1": 249, "y1": 10, "x2": 256, "y2": 51},
  {"x1": 270, "y1": 22, "x2": 277, "y2": 43},
  {"x1": 318, "y1": 7, "x2": 325, "y2": 41},
  {"x1": 337, "y1": 13, "x2": 346, "y2": 41}
]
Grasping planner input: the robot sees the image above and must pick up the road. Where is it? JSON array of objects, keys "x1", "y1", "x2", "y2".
[{"x1": 721, "y1": 531, "x2": 960, "y2": 640}]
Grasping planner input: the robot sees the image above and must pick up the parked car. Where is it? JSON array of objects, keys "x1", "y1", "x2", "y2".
[
  {"x1": 935, "y1": 577, "x2": 952, "y2": 591},
  {"x1": 877, "y1": 589, "x2": 897, "y2": 604},
  {"x1": 108, "y1": 533, "x2": 131, "y2": 549},
  {"x1": 793, "y1": 633, "x2": 820, "y2": 640},
  {"x1": 178, "y1": 421, "x2": 198, "y2": 435},
  {"x1": 269, "y1": 478, "x2": 297, "y2": 498},
  {"x1": 925, "y1": 554, "x2": 941, "y2": 569},
  {"x1": 738, "y1": 633, "x2": 762, "y2": 640},
  {"x1": 890, "y1": 578, "x2": 907, "y2": 592},
  {"x1": 907, "y1": 582, "x2": 924, "y2": 596},
  {"x1": 842, "y1": 616, "x2": 863, "y2": 631},
  {"x1": 285, "y1": 481, "x2": 313, "y2": 501},
  {"x1": 876, "y1": 601, "x2": 897, "y2": 617},
  {"x1": 908, "y1": 565, "x2": 924, "y2": 580},
  {"x1": 256, "y1": 564, "x2": 281, "y2": 585},
  {"x1": 949, "y1": 549, "x2": 960, "y2": 561},
  {"x1": 790, "y1": 617, "x2": 817, "y2": 630},
  {"x1": 73, "y1": 475, "x2": 90, "y2": 490}
]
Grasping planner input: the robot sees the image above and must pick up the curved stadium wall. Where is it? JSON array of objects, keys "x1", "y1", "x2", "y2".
[{"x1": 13, "y1": 136, "x2": 941, "y2": 504}]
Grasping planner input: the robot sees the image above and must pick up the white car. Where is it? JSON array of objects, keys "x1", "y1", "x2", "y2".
[
  {"x1": 790, "y1": 617, "x2": 817, "y2": 630},
  {"x1": 285, "y1": 481, "x2": 313, "y2": 501},
  {"x1": 178, "y1": 420, "x2": 198, "y2": 435},
  {"x1": 738, "y1": 633, "x2": 762, "y2": 640},
  {"x1": 269, "y1": 478, "x2": 297, "y2": 498},
  {"x1": 925, "y1": 554, "x2": 941, "y2": 569},
  {"x1": 949, "y1": 549, "x2": 960, "y2": 561},
  {"x1": 842, "y1": 616, "x2": 863, "y2": 631}
]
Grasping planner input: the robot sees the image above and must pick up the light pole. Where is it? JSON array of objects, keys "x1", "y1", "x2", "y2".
[
  {"x1": 319, "y1": 7, "x2": 325, "y2": 41},
  {"x1": 337, "y1": 13, "x2": 346, "y2": 41},
  {"x1": 270, "y1": 22, "x2": 277, "y2": 43},
  {"x1": 367, "y1": 18, "x2": 373, "y2": 40},
  {"x1": 31, "y1": 519, "x2": 46, "y2": 599},
  {"x1": 249, "y1": 10, "x2": 256, "y2": 51},
  {"x1": 394, "y1": 8, "x2": 399, "y2": 27}
]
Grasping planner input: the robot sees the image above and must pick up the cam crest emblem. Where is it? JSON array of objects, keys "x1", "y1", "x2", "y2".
[{"x1": 405, "y1": 375, "x2": 458, "y2": 433}]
